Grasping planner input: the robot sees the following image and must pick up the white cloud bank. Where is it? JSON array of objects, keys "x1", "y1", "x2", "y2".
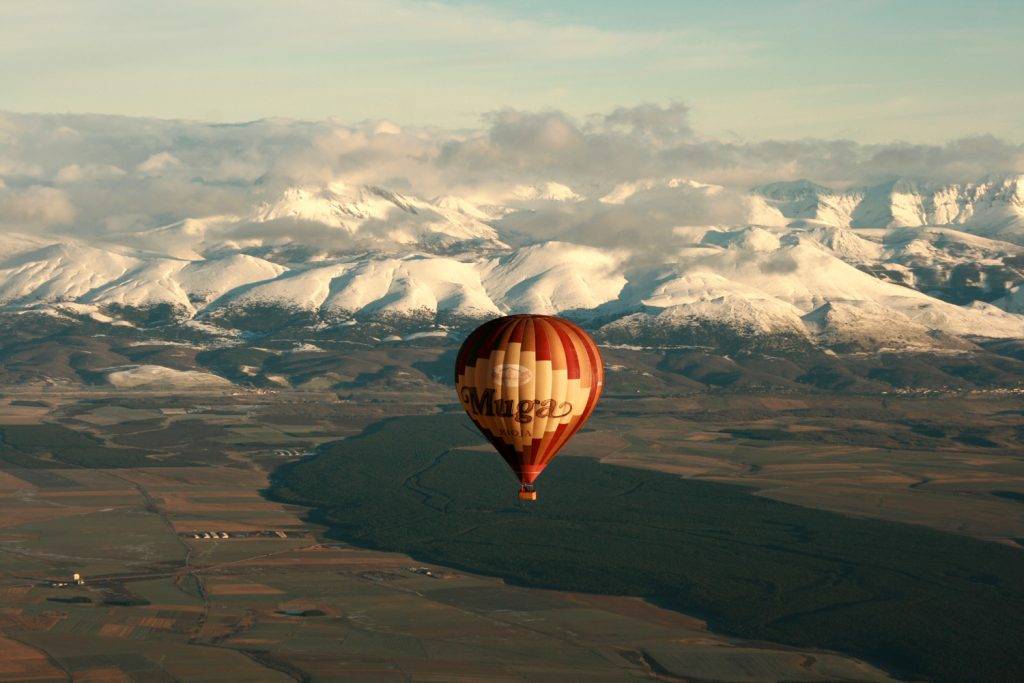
[{"x1": 0, "y1": 104, "x2": 1021, "y2": 240}]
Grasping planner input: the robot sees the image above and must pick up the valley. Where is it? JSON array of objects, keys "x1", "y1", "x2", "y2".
[{"x1": 1, "y1": 353, "x2": 1022, "y2": 681}]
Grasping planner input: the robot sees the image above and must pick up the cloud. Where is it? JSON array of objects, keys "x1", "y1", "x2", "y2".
[
  {"x1": 438, "y1": 105, "x2": 1024, "y2": 189},
  {"x1": 0, "y1": 106, "x2": 1020, "y2": 244},
  {"x1": 496, "y1": 182, "x2": 781, "y2": 265},
  {"x1": 438, "y1": 109, "x2": 588, "y2": 176},
  {"x1": 0, "y1": 185, "x2": 75, "y2": 228},
  {"x1": 859, "y1": 135, "x2": 1024, "y2": 182},
  {"x1": 55, "y1": 163, "x2": 126, "y2": 184},
  {"x1": 136, "y1": 152, "x2": 182, "y2": 176},
  {"x1": 602, "y1": 102, "x2": 693, "y2": 144}
]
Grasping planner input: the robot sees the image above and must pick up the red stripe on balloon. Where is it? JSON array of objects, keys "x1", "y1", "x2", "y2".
[
  {"x1": 554, "y1": 323, "x2": 580, "y2": 380},
  {"x1": 562, "y1": 325, "x2": 603, "y2": 444},
  {"x1": 509, "y1": 315, "x2": 526, "y2": 343},
  {"x1": 473, "y1": 316, "x2": 510, "y2": 364},
  {"x1": 534, "y1": 317, "x2": 551, "y2": 361}
]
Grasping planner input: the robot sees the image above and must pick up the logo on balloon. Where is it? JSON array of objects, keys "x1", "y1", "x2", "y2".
[{"x1": 491, "y1": 364, "x2": 533, "y2": 386}]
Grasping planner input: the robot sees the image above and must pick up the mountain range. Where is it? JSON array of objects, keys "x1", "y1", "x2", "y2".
[
  {"x1": 4, "y1": 175, "x2": 1024, "y2": 362},
  {"x1": 755, "y1": 175, "x2": 1024, "y2": 238}
]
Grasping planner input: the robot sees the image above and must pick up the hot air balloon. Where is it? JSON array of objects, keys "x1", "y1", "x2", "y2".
[{"x1": 454, "y1": 314, "x2": 604, "y2": 501}]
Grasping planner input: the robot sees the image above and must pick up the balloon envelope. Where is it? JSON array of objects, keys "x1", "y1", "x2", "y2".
[{"x1": 454, "y1": 315, "x2": 604, "y2": 499}]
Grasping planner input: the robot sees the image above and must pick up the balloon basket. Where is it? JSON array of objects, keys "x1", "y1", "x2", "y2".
[{"x1": 518, "y1": 486, "x2": 537, "y2": 501}]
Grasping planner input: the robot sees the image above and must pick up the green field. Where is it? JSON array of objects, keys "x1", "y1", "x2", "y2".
[
  {"x1": 270, "y1": 412, "x2": 1024, "y2": 683},
  {"x1": 0, "y1": 423, "x2": 158, "y2": 468}
]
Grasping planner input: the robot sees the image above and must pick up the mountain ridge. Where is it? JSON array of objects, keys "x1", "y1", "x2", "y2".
[
  {"x1": 4, "y1": 176, "x2": 1024, "y2": 352},
  {"x1": 754, "y1": 174, "x2": 1024, "y2": 238}
]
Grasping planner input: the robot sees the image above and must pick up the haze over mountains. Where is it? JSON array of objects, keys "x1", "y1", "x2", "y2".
[{"x1": 2, "y1": 109, "x2": 1024, "y2": 361}]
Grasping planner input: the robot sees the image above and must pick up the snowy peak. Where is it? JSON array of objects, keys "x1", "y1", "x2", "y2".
[
  {"x1": 481, "y1": 241, "x2": 626, "y2": 314},
  {"x1": 3, "y1": 171, "x2": 1024, "y2": 350},
  {"x1": 251, "y1": 182, "x2": 504, "y2": 249},
  {"x1": 603, "y1": 226, "x2": 1024, "y2": 343},
  {"x1": 430, "y1": 194, "x2": 502, "y2": 221},
  {"x1": 255, "y1": 184, "x2": 394, "y2": 227},
  {"x1": 755, "y1": 175, "x2": 1024, "y2": 239},
  {"x1": 209, "y1": 243, "x2": 626, "y2": 323},
  {"x1": 793, "y1": 225, "x2": 883, "y2": 263},
  {"x1": 322, "y1": 256, "x2": 500, "y2": 319},
  {"x1": 0, "y1": 241, "x2": 139, "y2": 305},
  {"x1": 600, "y1": 177, "x2": 722, "y2": 205},
  {"x1": 509, "y1": 182, "x2": 583, "y2": 203},
  {"x1": 176, "y1": 254, "x2": 289, "y2": 305},
  {"x1": 801, "y1": 300, "x2": 951, "y2": 351},
  {"x1": 753, "y1": 180, "x2": 863, "y2": 229},
  {"x1": 0, "y1": 236, "x2": 288, "y2": 317}
]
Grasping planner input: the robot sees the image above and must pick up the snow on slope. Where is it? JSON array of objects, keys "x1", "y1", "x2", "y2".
[
  {"x1": 85, "y1": 259, "x2": 193, "y2": 311},
  {"x1": 431, "y1": 195, "x2": 503, "y2": 221},
  {"x1": 215, "y1": 244, "x2": 625, "y2": 320},
  {"x1": 796, "y1": 225, "x2": 884, "y2": 263},
  {"x1": 599, "y1": 297, "x2": 810, "y2": 349},
  {"x1": 253, "y1": 182, "x2": 504, "y2": 248},
  {"x1": 801, "y1": 300, "x2": 955, "y2": 351},
  {"x1": 214, "y1": 255, "x2": 500, "y2": 319},
  {"x1": 880, "y1": 227, "x2": 1023, "y2": 263},
  {"x1": 82, "y1": 254, "x2": 288, "y2": 314},
  {"x1": 3, "y1": 173, "x2": 1024, "y2": 347},
  {"x1": 3, "y1": 226, "x2": 1022, "y2": 344},
  {"x1": 694, "y1": 228, "x2": 1024, "y2": 337},
  {"x1": 176, "y1": 255, "x2": 288, "y2": 305},
  {"x1": 322, "y1": 256, "x2": 500, "y2": 318},
  {"x1": 0, "y1": 242, "x2": 139, "y2": 305},
  {"x1": 217, "y1": 262, "x2": 353, "y2": 312},
  {"x1": 104, "y1": 182, "x2": 507, "y2": 263},
  {"x1": 756, "y1": 175, "x2": 1024, "y2": 239},
  {"x1": 0, "y1": 232, "x2": 58, "y2": 261},
  {"x1": 636, "y1": 272, "x2": 806, "y2": 332},
  {"x1": 509, "y1": 182, "x2": 583, "y2": 203},
  {"x1": 0, "y1": 234, "x2": 289, "y2": 317},
  {"x1": 50, "y1": 302, "x2": 135, "y2": 327},
  {"x1": 105, "y1": 365, "x2": 231, "y2": 388},
  {"x1": 481, "y1": 241, "x2": 627, "y2": 314},
  {"x1": 600, "y1": 227, "x2": 1024, "y2": 341}
]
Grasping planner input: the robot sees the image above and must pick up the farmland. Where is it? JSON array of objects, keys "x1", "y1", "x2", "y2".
[
  {"x1": 1, "y1": 364, "x2": 1023, "y2": 681},
  {"x1": 269, "y1": 412, "x2": 1024, "y2": 683},
  {"x1": 0, "y1": 389, "x2": 900, "y2": 681}
]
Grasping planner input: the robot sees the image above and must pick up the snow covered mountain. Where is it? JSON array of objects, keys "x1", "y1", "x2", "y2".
[
  {"x1": 251, "y1": 181, "x2": 504, "y2": 249},
  {"x1": 4, "y1": 175, "x2": 1024, "y2": 354},
  {"x1": 103, "y1": 182, "x2": 507, "y2": 262},
  {"x1": 756, "y1": 175, "x2": 1024, "y2": 240},
  {"x1": 508, "y1": 181, "x2": 583, "y2": 203},
  {"x1": 593, "y1": 226, "x2": 1023, "y2": 350}
]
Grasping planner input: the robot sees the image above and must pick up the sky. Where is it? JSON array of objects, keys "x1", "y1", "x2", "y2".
[{"x1": 2, "y1": 0, "x2": 1022, "y2": 143}]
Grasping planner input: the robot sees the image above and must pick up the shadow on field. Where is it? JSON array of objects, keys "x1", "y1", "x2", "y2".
[{"x1": 268, "y1": 413, "x2": 1024, "y2": 683}]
